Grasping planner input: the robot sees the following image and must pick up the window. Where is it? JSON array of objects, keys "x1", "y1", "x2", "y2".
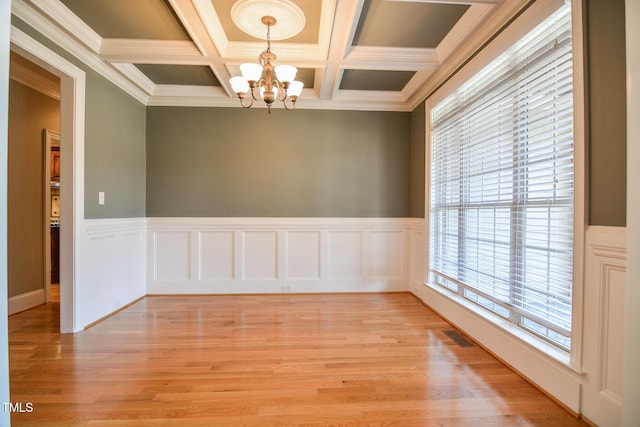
[{"x1": 429, "y1": 3, "x2": 574, "y2": 350}]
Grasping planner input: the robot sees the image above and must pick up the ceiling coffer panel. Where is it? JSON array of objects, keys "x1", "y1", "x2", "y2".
[
  {"x1": 353, "y1": 0, "x2": 469, "y2": 48},
  {"x1": 294, "y1": 68, "x2": 315, "y2": 89},
  {"x1": 135, "y1": 64, "x2": 221, "y2": 86},
  {"x1": 60, "y1": 0, "x2": 190, "y2": 40},
  {"x1": 340, "y1": 69, "x2": 415, "y2": 92}
]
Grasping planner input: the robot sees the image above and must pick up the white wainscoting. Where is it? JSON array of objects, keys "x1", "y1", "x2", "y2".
[
  {"x1": 407, "y1": 218, "x2": 426, "y2": 292},
  {"x1": 147, "y1": 218, "x2": 413, "y2": 294},
  {"x1": 82, "y1": 218, "x2": 146, "y2": 327},
  {"x1": 581, "y1": 226, "x2": 626, "y2": 427}
]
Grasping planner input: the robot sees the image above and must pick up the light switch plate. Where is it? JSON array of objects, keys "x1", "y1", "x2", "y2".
[{"x1": 98, "y1": 191, "x2": 105, "y2": 205}]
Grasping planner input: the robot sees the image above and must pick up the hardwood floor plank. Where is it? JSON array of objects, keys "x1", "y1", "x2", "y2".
[{"x1": 8, "y1": 293, "x2": 587, "y2": 426}]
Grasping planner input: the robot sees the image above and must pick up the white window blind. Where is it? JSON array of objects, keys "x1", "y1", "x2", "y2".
[{"x1": 429, "y1": 3, "x2": 574, "y2": 350}]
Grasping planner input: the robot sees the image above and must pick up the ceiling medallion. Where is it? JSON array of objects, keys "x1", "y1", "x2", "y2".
[{"x1": 231, "y1": 0, "x2": 305, "y2": 40}]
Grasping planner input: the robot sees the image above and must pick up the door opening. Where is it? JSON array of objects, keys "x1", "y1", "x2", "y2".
[{"x1": 11, "y1": 25, "x2": 87, "y2": 333}]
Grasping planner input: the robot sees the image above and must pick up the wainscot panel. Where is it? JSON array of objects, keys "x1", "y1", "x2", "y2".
[
  {"x1": 582, "y1": 226, "x2": 626, "y2": 427},
  {"x1": 147, "y1": 218, "x2": 413, "y2": 294},
  {"x1": 82, "y1": 218, "x2": 146, "y2": 327},
  {"x1": 408, "y1": 218, "x2": 426, "y2": 293}
]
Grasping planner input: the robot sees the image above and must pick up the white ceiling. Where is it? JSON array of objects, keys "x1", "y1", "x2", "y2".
[{"x1": 11, "y1": 0, "x2": 530, "y2": 111}]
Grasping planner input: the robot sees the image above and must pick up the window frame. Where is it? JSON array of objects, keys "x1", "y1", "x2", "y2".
[{"x1": 424, "y1": 0, "x2": 585, "y2": 369}]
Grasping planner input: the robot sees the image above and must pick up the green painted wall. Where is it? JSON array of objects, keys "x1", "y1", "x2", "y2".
[
  {"x1": 12, "y1": 17, "x2": 147, "y2": 220},
  {"x1": 586, "y1": 0, "x2": 627, "y2": 226},
  {"x1": 83, "y1": 69, "x2": 146, "y2": 218},
  {"x1": 7, "y1": 81, "x2": 59, "y2": 298},
  {"x1": 146, "y1": 107, "x2": 411, "y2": 217},
  {"x1": 410, "y1": 102, "x2": 425, "y2": 218}
]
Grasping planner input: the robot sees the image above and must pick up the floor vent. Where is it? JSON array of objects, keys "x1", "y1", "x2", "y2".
[{"x1": 443, "y1": 330, "x2": 475, "y2": 348}]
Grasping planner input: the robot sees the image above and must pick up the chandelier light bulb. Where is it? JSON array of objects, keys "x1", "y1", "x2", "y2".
[
  {"x1": 288, "y1": 80, "x2": 303, "y2": 97},
  {"x1": 274, "y1": 65, "x2": 297, "y2": 84},
  {"x1": 229, "y1": 76, "x2": 249, "y2": 94},
  {"x1": 239, "y1": 63, "x2": 263, "y2": 82}
]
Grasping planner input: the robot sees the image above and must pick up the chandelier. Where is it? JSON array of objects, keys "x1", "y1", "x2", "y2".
[{"x1": 229, "y1": 16, "x2": 303, "y2": 112}]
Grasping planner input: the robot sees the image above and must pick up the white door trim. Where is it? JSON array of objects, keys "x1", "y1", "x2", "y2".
[
  {"x1": 623, "y1": 0, "x2": 640, "y2": 424},
  {"x1": 10, "y1": 26, "x2": 85, "y2": 333}
]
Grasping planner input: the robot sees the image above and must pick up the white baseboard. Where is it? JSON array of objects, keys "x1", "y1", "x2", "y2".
[{"x1": 8, "y1": 289, "x2": 45, "y2": 315}]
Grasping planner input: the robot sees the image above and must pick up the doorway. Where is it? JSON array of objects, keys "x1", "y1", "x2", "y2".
[
  {"x1": 8, "y1": 51, "x2": 60, "y2": 310},
  {"x1": 10, "y1": 26, "x2": 86, "y2": 333}
]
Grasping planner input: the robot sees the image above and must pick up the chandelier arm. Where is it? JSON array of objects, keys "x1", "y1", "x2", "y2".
[
  {"x1": 240, "y1": 97, "x2": 254, "y2": 108},
  {"x1": 282, "y1": 96, "x2": 296, "y2": 111},
  {"x1": 249, "y1": 85, "x2": 258, "y2": 101},
  {"x1": 272, "y1": 80, "x2": 287, "y2": 102},
  {"x1": 250, "y1": 79, "x2": 266, "y2": 101}
]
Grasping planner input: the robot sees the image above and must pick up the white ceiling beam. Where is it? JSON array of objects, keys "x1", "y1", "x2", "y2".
[
  {"x1": 345, "y1": 46, "x2": 440, "y2": 70},
  {"x1": 168, "y1": 0, "x2": 216, "y2": 57},
  {"x1": 223, "y1": 41, "x2": 326, "y2": 63},
  {"x1": 190, "y1": 0, "x2": 229, "y2": 57},
  {"x1": 318, "y1": 0, "x2": 365, "y2": 100},
  {"x1": 100, "y1": 39, "x2": 206, "y2": 64},
  {"x1": 317, "y1": 0, "x2": 339, "y2": 60},
  {"x1": 436, "y1": 3, "x2": 495, "y2": 62},
  {"x1": 168, "y1": 0, "x2": 234, "y2": 97}
]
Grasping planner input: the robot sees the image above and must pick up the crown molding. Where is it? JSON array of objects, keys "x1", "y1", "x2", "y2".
[
  {"x1": 146, "y1": 90, "x2": 411, "y2": 112},
  {"x1": 436, "y1": 4, "x2": 496, "y2": 62},
  {"x1": 152, "y1": 84, "x2": 227, "y2": 98},
  {"x1": 111, "y1": 63, "x2": 155, "y2": 95},
  {"x1": 12, "y1": 0, "x2": 149, "y2": 105}
]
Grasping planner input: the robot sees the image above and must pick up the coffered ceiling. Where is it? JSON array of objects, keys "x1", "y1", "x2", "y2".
[{"x1": 11, "y1": 0, "x2": 526, "y2": 111}]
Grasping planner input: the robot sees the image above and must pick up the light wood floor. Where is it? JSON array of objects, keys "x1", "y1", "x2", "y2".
[{"x1": 8, "y1": 293, "x2": 588, "y2": 426}]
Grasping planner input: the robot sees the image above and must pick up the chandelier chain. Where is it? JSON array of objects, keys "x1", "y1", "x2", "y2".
[{"x1": 266, "y1": 22, "x2": 272, "y2": 53}]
